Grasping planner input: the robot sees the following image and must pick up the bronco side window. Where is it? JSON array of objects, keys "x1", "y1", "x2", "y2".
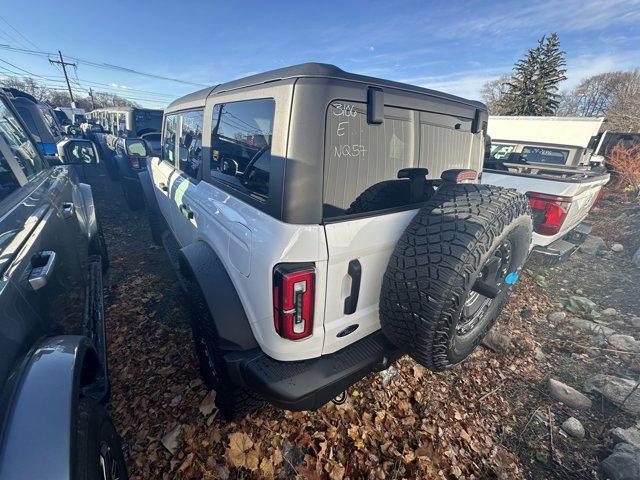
[
  {"x1": 162, "y1": 114, "x2": 178, "y2": 165},
  {"x1": 177, "y1": 110, "x2": 203, "y2": 180},
  {"x1": 210, "y1": 99, "x2": 275, "y2": 199}
]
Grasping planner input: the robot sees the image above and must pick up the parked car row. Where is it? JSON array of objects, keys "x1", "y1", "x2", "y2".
[
  {"x1": 81, "y1": 107, "x2": 162, "y2": 210},
  {"x1": 0, "y1": 62, "x2": 611, "y2": 478}
]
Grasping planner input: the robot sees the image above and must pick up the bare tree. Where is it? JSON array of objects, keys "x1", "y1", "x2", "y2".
[
  {"x1": 1, "y1": 75, "x2": 139, "y2": 110},
  {"x1": 481, "y1": 75, "x2": 511, "y2": 115},
  {"x1": 606, "y1": 69, "x2": 640, "y2": 132},
  {"x1": 559, "y1": 69, "x2": 640, "y2": 132},
  {"x1": 559, "y1": 71, "x2": 629, "y2": 116}
]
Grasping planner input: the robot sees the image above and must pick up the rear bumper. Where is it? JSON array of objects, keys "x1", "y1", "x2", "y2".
[
  {"x1": 531, "y1": 221, "x2": 592, "y2": 262},
  {"x1": 225, "y1": 331, "x2": 402, "y2": 411}
]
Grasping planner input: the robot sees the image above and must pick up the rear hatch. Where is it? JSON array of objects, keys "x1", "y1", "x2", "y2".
[{"x1": 321, "y1": 99, "x2": 485, "y2": 354}]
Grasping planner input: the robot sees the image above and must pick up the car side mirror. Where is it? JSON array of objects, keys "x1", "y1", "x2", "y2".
[{"x1": 57, "y1": 139, "x2": 100, "y2": 165}]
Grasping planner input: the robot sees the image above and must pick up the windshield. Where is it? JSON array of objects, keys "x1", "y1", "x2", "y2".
[
  {"x1": 520, "y1": 146, "x2": 570, "y2": 165},
  {"x1": 40, "y1": 107, "x2": 61, "y2": 137}
]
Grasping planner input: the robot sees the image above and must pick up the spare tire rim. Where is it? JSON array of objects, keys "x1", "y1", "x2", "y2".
[{"x1": 457, "y1": 240, "x2": 513, "y2": 336}]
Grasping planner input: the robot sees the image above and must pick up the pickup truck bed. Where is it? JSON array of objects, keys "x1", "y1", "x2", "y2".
[{"x1": 482, "y1": 163, "x2": 609, "y2": 260}]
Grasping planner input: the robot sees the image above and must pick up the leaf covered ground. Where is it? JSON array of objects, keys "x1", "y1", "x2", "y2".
[{"x1": 88, "y1": 169, "x2": 639, "y2": 479}]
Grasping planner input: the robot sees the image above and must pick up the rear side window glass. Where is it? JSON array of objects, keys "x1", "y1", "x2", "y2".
[
  {"x1": 210, "y1": 99, "x2": 275, "y2": 199},
  {"x1": 0, "y1": 149, "x2": 20, "y2": 200},
  {"x1": 0, "y1": 100, "x2": 44, "y2": 180},
  {"x1": 490, "y1": 144, "x2": 515, "y2": 160},
  {"x1": 520, "y1": 146, "x2": 569, "y2": 165},
  {"x1": 323, "y1": 101, "x2": 481, "y2": 219},
  {"x1": 178, "y1": 110, "x2": 203, "y2": 180},
  {"x1": 162, "y1": 114, "x2": 177, "y2": 164}
]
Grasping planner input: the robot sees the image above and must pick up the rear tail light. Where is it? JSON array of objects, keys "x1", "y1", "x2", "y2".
[
  {"x1": 129, "y1": 155, "x2": 140, "y2": 169},
  {"x1": 273, "y1": 264, "x2": 315, "y2": 340},
  {"x1": 589, "y1": 186, "x2": 603, "y2": 212},
  {"x1": 526, "y1": 192, "x2": 572, "y2": 236}
]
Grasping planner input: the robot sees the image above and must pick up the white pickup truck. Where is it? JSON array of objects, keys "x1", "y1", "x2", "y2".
[
  {"x1": 482, "y1": 162, "x2": 609, "y2": 261},
  {"x1": 483, "y1": 116, "x2": 610, "y2": 261}
]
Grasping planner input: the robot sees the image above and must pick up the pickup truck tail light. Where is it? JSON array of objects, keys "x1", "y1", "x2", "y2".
[
  {"x1": 129, "y1": 155, "x2": 140, "y2": 169},
  {"x1": 526, "y1": 192, "x2": 572, "y2": 236},
  {"x1": 273, "y1": 264, "x2": 315, "y2": 340}
]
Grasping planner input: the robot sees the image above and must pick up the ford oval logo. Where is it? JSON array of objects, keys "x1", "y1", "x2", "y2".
[{"x1": 337, "y1": 324, "x2": 359, "y2": 337}]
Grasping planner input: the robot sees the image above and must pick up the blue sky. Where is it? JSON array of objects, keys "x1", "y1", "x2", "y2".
[{"x1": 1, "y1": 0, "x2": 639, "y2": 108}]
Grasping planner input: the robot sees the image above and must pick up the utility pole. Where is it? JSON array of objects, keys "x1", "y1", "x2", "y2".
[
  {"x1": 88, "y1": 87, "x2": 96, "y2": 110},
  {"x1": 49, "y1": 50, "x2": 77, "y2": 108}
]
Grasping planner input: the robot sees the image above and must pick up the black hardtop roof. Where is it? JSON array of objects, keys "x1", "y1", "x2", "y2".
[{"x1": 166, "y1": 62, "x2": 486, "y2": 112}]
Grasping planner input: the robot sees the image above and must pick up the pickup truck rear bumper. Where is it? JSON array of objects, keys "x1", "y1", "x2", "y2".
[
  {"x1": 531, "y1": 221, "x2": 592, "y2": 263},
  {"x1": 224, "y1": 331, "x2": 403, "y2": 411}
]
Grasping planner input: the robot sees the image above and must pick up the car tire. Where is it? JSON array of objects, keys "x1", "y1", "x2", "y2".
[
  {"x1": 379, "y1": 183, "x2": 532, "y2": 371},
  {"x1": 184, "y1": 275, "x2": 264, "y2": 420},
  {"x1": 89, "y1": 221, "x2": 110, "y2": 273},
  {"x1": 75, "y1": 398, "x2": 128, "y2": 480}
]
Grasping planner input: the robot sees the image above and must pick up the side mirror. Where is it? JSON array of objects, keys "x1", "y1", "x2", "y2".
[{"x1": 57, "y1": 139, "x2": 100, "y2": 165}]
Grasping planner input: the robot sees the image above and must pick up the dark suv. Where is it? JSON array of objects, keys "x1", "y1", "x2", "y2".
[{"x1": 0, "y1": 92, "x2": 127, "y2": 478}]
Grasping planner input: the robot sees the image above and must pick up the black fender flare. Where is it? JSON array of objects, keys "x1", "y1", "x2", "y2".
[
  {"x1": 178, "y1": 241, "x2": 258, "y2": 351},
  {"x1": 74, "y1": 183, "x2": 98, "y2": 242},
  {"x1": 0, "y1": 336, "x2": 101, "y2": 479}
]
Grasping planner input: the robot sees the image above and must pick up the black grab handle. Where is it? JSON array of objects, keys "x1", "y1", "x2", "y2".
[{"x1": 344, "y1": 259, "x2": 362, "y2": 315}]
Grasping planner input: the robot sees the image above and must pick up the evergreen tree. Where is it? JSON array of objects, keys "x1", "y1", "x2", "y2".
[{"x1": 503, "y1": 33, "x2": 567, "y2": 115}]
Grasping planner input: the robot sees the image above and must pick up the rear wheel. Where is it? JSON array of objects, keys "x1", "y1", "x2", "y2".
[
  {"x1": 75, "y1": 398, "x2": 128, "y2": 480},
  {"x1": 184, "y1": 275, "x2": 263, "y2": 420},
  {"x1": 380, "y1": 184, "x2": 532, "y2": 370}
]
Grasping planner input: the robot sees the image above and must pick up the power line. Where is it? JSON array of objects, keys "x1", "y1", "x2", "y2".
[
  {"x1": 0, "y1": 15, "x2": 41, "y2": 50},
  {"x1": 0, "y1": 44, "x2": 209, "y2": 87}
]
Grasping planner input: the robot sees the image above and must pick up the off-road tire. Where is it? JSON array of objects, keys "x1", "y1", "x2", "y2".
[
  {"x1": 380, "y1": 183, "x2": 532, "y2": 371},
  {"x1": 75, "y1": 398, "x2": 128, "y2": 480},
  {"x1": 89, "y1": 221, "x2": 109, "y2": 273},
  {"x1": 183, "y1": 274, "x2": 264, "y2": 420}
]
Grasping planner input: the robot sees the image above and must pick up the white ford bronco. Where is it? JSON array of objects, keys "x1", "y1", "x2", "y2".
[{"x1": 140, "y1": 63, "x2": 533, "y2": 419}]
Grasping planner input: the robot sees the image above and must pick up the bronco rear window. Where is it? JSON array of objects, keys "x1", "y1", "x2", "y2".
[{"x1": 322, "y1": 100, "x2": 482, "y2": 219}]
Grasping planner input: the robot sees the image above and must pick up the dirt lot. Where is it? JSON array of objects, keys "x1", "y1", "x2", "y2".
[{"x1": 89, "y1": 168, "x2": 639, "y2": 480}]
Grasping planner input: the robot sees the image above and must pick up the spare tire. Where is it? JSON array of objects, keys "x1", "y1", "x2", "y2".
[{"x1": 380, "y1": 183, "x2": 532, "y2": 371}]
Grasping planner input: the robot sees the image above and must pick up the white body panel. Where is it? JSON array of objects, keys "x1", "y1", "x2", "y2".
[
  {"x1": 149, "y1": 157, "x2": 328, "y2": 361},
  {"x1": 488, "y1": 116, "x2": 604, "y2": 149},
  {"x1": 322, "y1": 210, "x2": 418, "y2": 354},
  {"x1": 482, "y1": 170, "x2": 608, "y2": 247}
]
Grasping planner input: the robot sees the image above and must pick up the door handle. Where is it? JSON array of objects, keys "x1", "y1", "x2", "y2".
[
  {"x1": 61, "y1": 202, "x2": 75, "y2": 218},
  {"x1": 159, "y1": 182, "x2": 168, "y2": 192},
  {"x1": 180, "y1": 203, "x2": 194, "y2": 220},
  {"x1": 29, "y1": 251, "x2": 56, "y2": 290},
  {"x1": 344, "y1": 259, "x2": 362, "y2": 315}
]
